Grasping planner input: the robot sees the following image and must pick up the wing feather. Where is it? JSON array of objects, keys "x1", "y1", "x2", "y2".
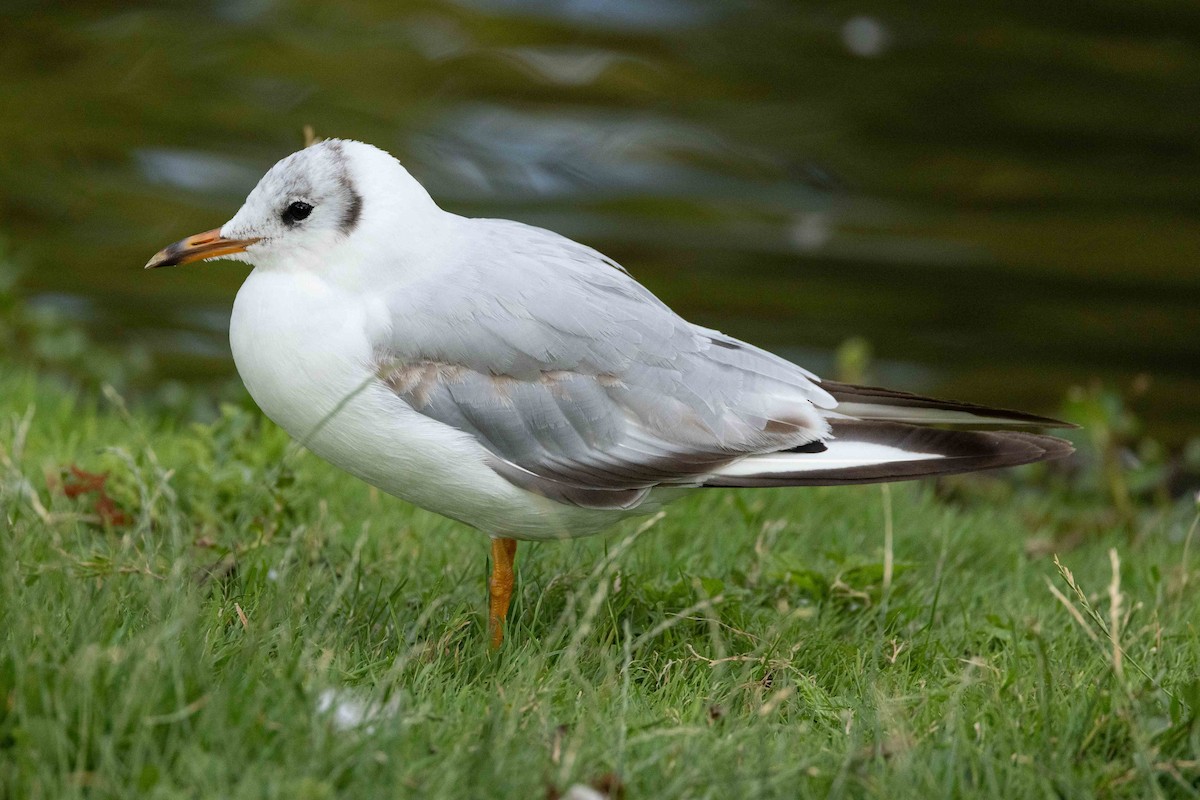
[{"x1": 376, "y1": 218, "x2": 832, "y2": 508}]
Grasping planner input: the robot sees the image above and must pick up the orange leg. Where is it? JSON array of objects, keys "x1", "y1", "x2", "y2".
[{"x1": 488, "y1": 537, "x2": 519, "y2": 649}]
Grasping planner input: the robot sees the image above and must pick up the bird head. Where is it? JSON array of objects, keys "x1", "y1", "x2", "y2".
[{"x1": 144, "y1": 139, "x2": 440, "y2": 278}]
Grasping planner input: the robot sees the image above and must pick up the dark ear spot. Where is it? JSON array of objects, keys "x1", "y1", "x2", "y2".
[
  {"x1": 340, "y1": 180, "x2": 362, "y2": 234},
  {"x1": 324, "y1": 140, "x2": 363, "y2": 235}
]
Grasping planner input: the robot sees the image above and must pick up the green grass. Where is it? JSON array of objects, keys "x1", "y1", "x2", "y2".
[{"x1": 1, "y1": 363, "x2": 1198, "y2": 799}]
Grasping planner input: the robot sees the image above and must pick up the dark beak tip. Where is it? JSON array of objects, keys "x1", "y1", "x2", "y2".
[{"x1": 142, "y1": 229, "x2": 255, "y2": 272}]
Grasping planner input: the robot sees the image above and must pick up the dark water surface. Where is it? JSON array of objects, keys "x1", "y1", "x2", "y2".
[{"x1": 2, "y1": 1, "x2": 1198, "y2": 437}]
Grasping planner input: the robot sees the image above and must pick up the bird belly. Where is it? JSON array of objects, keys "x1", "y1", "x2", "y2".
[{"x1": 229, "y1": 270, "x2": 630, "y2": 539}]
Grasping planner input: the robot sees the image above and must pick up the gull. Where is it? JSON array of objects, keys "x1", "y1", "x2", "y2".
[{"x1": 146, "y1": 139, "x2": 1072, "y2": 647}]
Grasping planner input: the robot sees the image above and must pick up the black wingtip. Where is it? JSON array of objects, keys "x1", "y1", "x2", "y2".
[{"x1": 820, "y1": 380, "x2": 1077, "y2": 429}]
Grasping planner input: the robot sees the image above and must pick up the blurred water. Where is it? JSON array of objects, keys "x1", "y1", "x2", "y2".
[{"x1": 1, "y1": 0, "x2": 1198, "y2": 437}]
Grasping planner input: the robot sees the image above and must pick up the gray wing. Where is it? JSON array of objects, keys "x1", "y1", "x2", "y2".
[{"x1": 377, "y1": 218, "x2": 835, "y2": 509}]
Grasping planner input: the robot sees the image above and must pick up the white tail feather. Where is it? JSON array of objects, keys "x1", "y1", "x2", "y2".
[
  {"x1": 704, "y1": 421, "x2": 1073, "y2": 488},
  {"x1": 714, "y1": 440, "x2": 942, "y2": 479}
]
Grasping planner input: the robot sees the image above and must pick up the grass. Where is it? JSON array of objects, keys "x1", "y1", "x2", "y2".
[{"x1": 1, "y1": 362, "x2": 1199, "y2": 799}]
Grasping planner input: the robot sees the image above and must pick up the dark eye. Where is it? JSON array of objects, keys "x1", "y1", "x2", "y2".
[{"x1": 282, "y1": 201, "x2": 313, "y2": 224}]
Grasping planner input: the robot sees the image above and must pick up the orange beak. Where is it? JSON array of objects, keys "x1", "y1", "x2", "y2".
[{"x1": 144, "y1": 228, "x2": 260, "y2": 269}]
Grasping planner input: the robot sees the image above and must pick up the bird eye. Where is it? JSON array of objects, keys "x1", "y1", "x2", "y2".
[{"x1": 282, "y1": 201, "x2": 313, "y2": 224}]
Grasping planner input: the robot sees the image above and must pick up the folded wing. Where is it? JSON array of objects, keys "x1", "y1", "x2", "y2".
[
  {"x1": 378, "y1": 217, "x2": 1072, "y2": 507},
  {"x1": 378, "y1": 219, "x2": 835, "y2": 508}
]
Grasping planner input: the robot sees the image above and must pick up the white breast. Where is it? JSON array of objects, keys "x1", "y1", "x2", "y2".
[{"x1": 228, "y1": 269, "x2": 622, "y2": 539}]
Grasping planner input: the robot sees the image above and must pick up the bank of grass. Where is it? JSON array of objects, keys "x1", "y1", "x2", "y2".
[{"x1": 1, "y1": 363, "x2": 1198, "y2": 800}]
